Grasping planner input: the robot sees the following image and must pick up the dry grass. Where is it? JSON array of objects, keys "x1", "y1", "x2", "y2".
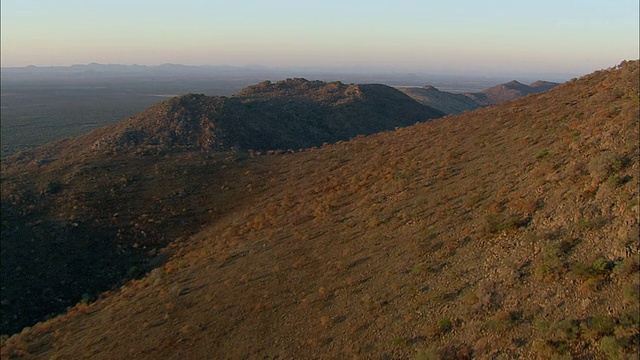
[{"x1": 1, "y1": 61, "x2": 638, "y2": 359}]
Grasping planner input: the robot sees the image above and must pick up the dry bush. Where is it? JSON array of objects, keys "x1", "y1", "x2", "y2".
[
  {"x1": 587, "y1": 151, "x2": 624, "y2": 184},
  {"x1": 534, "y1": 243, "x2": 568, "y2": 281},
  {"x1": 485, "y1": 310, "x2": 519, "y2": 332}
]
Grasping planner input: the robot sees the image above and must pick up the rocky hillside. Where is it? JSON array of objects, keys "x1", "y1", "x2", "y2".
[
  {"x1": 1, "y1": 61, "x2": 638, "y2": 359},
  {"x1": 55, "y1": 78, "x2": 442, "y2": 156}
]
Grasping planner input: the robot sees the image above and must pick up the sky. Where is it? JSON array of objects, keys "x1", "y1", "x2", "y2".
[{"x1": 1, "y1": 0, "x2": 638, "y2": 76}]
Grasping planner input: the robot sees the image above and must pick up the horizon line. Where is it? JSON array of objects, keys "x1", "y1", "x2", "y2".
[{"x1": 0, "y1": 61, "x2": 596, "y2": 79}]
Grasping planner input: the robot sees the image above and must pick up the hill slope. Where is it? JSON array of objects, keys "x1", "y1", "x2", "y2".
[
  {"x1": 0, "y1": 79, "x2": 443, "y2": 333},
  {"x1": 396, "y1": 85, "x2": 482, "y2": 114},
  {"x1": 0, "y1": 78, "x2": 443, "y2": 336},
  {"x1": 1, "y1": 61, "x2": 639, "y2": 359},
  {"x1": 464, "y1": 80, "x2": 560, "y2": 106},
  {"x1": 399, "y1": 80, "x2": 561, "y2": 114}
]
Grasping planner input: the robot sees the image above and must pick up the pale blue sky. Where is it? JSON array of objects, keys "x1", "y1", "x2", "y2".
[{"x1": 1, "y1": 0, "x2": 638, "y2": 75}]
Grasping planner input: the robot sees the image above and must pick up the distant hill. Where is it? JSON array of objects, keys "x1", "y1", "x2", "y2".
[
  {"x1": 399, "y1": 80, "x2": 561, "y2": 114},
  {"x1": 464, "y1": 80, "x2": 561, "y2": 106},
  {"x1": 2, "y1": 64, "x2": 566, "y2": 158},
  {"x1": 24, "y1": 78, "x2": 443, "y2": 160},
  {"x1": 1, "y1": 61, "x2": 638, "y2": 359},
  {"x1": 396, "y1": 85, "x2": 482, "y2": 114}
]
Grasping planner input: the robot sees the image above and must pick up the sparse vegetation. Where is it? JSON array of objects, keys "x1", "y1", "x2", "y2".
[
  {"x1": 1, "y1": 61, "x2": 638, "y2": 359},
  {"x1": 534, "y1": 241, "x2": 570, "y2": 281},
  {"x1": 572, "y1": 256, "x2": 612, "y2": 282},
  {"x1": 588, "y1": 151, "x2": 624, "y2": 184},
  {"x1": 485, "y1": 310, "x2": 519, "y2": 332},
  {"x1": 535, "y1": 148, "x2": 550, "y2": 160}
]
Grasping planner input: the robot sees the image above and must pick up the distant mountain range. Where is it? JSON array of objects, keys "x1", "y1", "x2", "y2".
[
  {"x1": 1, "y1": 62, "x2": 574, "y2": 86},
  {"x1": 398, "y1": 80, "x2": 560, "y2": 114}
]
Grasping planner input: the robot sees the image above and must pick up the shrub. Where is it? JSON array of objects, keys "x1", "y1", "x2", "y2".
[
  {"x1": 485, "y1": 310, "x2": 518, "y2": 332},
  {"x1": 550, "y1": 319, "x2": 581, "y2": 342},
  {"x1": 535, "y1": 244, "x2": 566, "y2": 281},
  {"x1": 599, "y1": 336, "x2": 623, "y2": 360},
  {"x1": 605, "y1": 174, "x2": 621, "y2": 188},
  {"x1": 588, "y1": 151, "x2": 624, "y2": 183},
  {"x1": 578, "y1": 216, "x2": 607, "y2": 230},
  {"x1": 438, "y1": 317, "x2": 453, "y2": 333},
  {"x1": 581, "y1": 315, "x2": 616, "y2": 341},
  {"x1": 613, "y1": 257, "x2": 639, "y2": 277},
  {"x1": 426, "y1": 317, "x2": 454, "y2": 337},
  {"x1": 621, "y1": 282, "x2": 639, "y2": 305},
  {"x1": 415, "y1": 347, "x2": 440, "y2": 360},
  {"x1": 484, "y1": 213, "x2": 530, "y2": 234},
  {"x1": 535, "y1": 148, "x2": 550, "y2": 160},
  {"x1": 572, "y1": 257, "x2": 612, "y2": 280}
]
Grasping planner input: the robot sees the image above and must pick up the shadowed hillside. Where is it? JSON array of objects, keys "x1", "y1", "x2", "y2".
[{"x1": 1, "y1": 61, "x2": 638, "y2": 359}]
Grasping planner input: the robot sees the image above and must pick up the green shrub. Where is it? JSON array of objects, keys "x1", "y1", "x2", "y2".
[
  {"x1": 613, "y1": 257, "x2": 639, "y2": 277},
  {"x1": 621, "y1": 283, "x2": 639, "y2": 305},
  {"x1": 581, "y1": 315, "x2": 616, "y2": 341},
  {"x1": 572, "y1": 257, "x2": 612, "y2": 280},
  {"x1": 599, "y1": 336, "x2": 623, "y2": 360},
  {"x1": 550, "y1": 319, "x2": 581, "y2": 342},
  {"x1": 606, "y1": 174, "x2": 621, "y2": 188},
  {"x1": 578, "y1": 216, "x2": 607, "y2": 229},
  {"x1": 535, "y1": 244, "x2": 566, "y2": 281},
  {"x1": 438, "y1": 317, "x2": 453, "y2": 333},
  {"x1": 535, "y1": 149, "x2": 550, "y2": 160}
]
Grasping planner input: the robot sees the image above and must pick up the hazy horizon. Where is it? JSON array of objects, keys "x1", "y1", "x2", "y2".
[
  {"x1": 1, "y1": 1, "x2": 638, "y2": 77},
  {"x1": 0, "y1": 61, "x2": 585, "y2": 83}
]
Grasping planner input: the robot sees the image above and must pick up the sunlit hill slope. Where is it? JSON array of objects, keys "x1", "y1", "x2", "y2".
[{"x1": 1, "y1": 61, "x2": 639, "y2": 359}]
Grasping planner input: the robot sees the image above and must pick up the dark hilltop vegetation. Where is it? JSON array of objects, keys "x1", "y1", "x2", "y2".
[{"x1": 1, "y1": 61, "x2": 638, "y2": 359}]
